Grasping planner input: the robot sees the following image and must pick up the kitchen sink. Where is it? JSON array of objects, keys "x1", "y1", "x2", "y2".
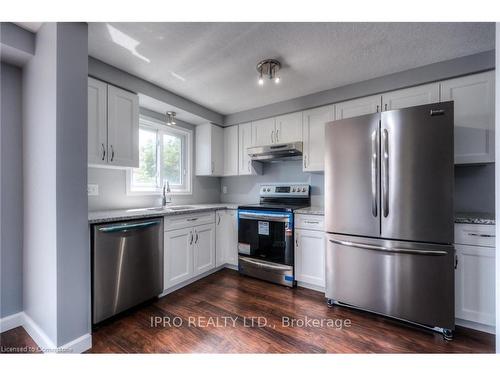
[{"x1": 166, "y1": 205, "x2": 196, "y2": 211}]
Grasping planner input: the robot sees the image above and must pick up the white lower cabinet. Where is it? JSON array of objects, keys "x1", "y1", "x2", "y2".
[
  {"x1": 454, "y1": 223, "x2": 496, "y2": 332},
  {"x1": 193, "y1": 223, "x2": 216, "y2": 276},
  {"x1": 216, "y1": 209, "x2": 238, "y2": 267},
  {"x1": 164, "y1": 227, "x2": 194, "y2": 288},
  {"x1": 294, "y1": 214, "x2": 325, "y2": 290},
  {"x1": 163, "y1": 213, "x2": 216, "y2": 290}
]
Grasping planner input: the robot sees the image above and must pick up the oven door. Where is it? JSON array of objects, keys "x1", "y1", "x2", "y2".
[{"x1": 237, "y1": 209, "x2": 293, "y2": 266}]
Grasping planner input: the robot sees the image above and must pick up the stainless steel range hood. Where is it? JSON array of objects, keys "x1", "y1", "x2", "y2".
[{"x1": 247, "y1": 142, "x2": 303, "y2": 162}]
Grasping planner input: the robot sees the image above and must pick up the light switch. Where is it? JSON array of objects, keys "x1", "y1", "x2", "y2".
[
  {"x1": 87, "y1": 184, "x2": 99, "y2": 196},
  {"x1": 222, "y1": 185, "x2": 228, "y2": 194}
]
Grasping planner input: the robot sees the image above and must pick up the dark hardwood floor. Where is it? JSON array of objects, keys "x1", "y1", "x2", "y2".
[{"x1": 1, "y1": 269, "x2": 495, "y2": 353}]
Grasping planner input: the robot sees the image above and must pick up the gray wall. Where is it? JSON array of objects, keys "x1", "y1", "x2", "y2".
[
  {"x1": 0, "y1": 62, "x2": 23, "y2": 318},
  {"x1": 455, "y1": 164, "x2": 495, "y2": 214},
  {"x1": 220, "y1": 161, "x2": 324, "y2": 207},
  {"x1": 23, "y1": 22, "x2": 89, "y2": 348},
  {"x1": 88, "y1": 111, "x2": 221, "y2": 211}
]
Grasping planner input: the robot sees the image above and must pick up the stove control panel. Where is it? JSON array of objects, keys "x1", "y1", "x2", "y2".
[{"x1": 260, "y1": 184, "x2": 310, "y2": 197}]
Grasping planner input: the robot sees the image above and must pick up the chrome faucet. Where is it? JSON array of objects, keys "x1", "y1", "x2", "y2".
[{"x1": 162, "y1": 181, "x2": 172, "y2": 208}]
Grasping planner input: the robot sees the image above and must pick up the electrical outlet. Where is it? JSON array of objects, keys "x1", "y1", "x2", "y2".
[
  {"x1": 87, "y1": 184, "x2": 99, "y2": 196},
  {"x1": 222, "y1": 185, "x2": 228, "y2": 194}
]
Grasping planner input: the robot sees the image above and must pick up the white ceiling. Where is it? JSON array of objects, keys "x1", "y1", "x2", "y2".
[
  {"x1": 87, "y1": 23, "x2": 493, "y2": 115},
  {"x1": 138, "y1": 94, "x2": 208, "y2": 125}
]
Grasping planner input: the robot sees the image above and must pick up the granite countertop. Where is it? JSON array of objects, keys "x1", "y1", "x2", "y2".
[
  {"x1": 294, "y1": 206, "x2": 325, "y2": 215},
  {"x1": 88, "y1": 203, "x2": 240, "y2": 224},
  {"x1": 454, "y1": 212, "x2": 495, "y2": 225}
]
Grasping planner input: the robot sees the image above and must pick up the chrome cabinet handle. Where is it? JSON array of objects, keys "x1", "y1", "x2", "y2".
[
  {"x1": 455, "y1": 254, "x2": 458, "y2": 269},
  {"x1": 384, "y1": 103, "x2": 388, "y2": 111},
  {"x1": 187, "y1": 217, "x2": 198, "y2": 222},
  {"x1": 217, "y1": 213, "x2": 221, "y2": 225},
  {"x1": 295, "y1": 238, "x2": 298, "y2": 247},
  {"x1": 195, "y1": 231, "x2": 199, "y2": 244},
  {"x1": 189, "y1": 231, "x2": 193, "y2": 245},
  {"x1": 382, "y1": 129, "x2": 389, "y2": 218},
  {"x1": 328, "y1": 238, "x2": 448, "y2": 256},
  {"x1": 211, "y1": 161, "x2": 214, "y2": 174},
  {"x1": 276, "y1": 128, "x2": 280, "y2": 143},
  {"x1": 110, "y1": 145, "x2": 115, "y2": 162},
  {"x1": 371, "y1": 129, "x2": 378, "y2": 217},
  {"x1": 247, "y1": 160, "x2": 251, "y2": 172},
  {"x1": 376, "y1": 105, "x2": 379, "y2": 112},
  {"x1": 468, "y1": 233, "x2": 495, "y2": 238},
  {"x1": 271, "y1": 130, "x2": 275, "y2": 144},
  {"x1": 101, "y1": 143, "x2": 106, "y2": 161},
  {"x1": 303, "y1": 154, "x2": 307, "y2": 168}
]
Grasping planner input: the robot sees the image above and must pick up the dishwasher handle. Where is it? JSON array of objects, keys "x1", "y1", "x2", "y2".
[{"x1": 98, "y1": 220, "x2": 162, "y2": 233}]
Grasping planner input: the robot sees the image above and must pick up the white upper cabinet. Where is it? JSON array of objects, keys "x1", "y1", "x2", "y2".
[
  {"x1": 252, "y1": 117, "x2": 276, "y2": 146},
  {"x1": 107, "y1": 85, "x2": 139, "y2": 168},
  {"x1": 88, "y1": 77, "x2": 108, "y2": 165},
  {"x1": 335, "y1": 95, "x2": 381, "y2": 120},
  {"x1": 88, "y1": 78, "x2": 139, "y2": 168},
  {"x1": 223, "y1": 126, "x2": 239, "y2": 176},
  {"x1": 381, "y1": 83, "x2": 439, "y2": 111},
  {"x1": 302, "y1": 105, "x2": 334, "y2": 172},
  {"x1": 238, "y1": 122, "x2": 262, "y2": 176},
  {"x1": 440, "y1": 71, "x2": 495, "y2": 164},
  {"x1": 195, "y1": 123, "x2": 224, "y2": 176},
  {"x1": 275, "y1": 112, "x2": 303, "y2": 143}
]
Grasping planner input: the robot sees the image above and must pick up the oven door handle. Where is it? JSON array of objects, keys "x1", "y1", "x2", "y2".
[
  {"x1": 239, "y1": 212, "x2": 291, "y2": 222},
  {"x1": 240, "y1": 257, "x2": 292, "y2": 271}
]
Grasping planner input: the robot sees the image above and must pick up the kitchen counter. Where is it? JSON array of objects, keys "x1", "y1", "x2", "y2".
[
  {"x1": 89, "y1": 203, "x2": 240, "y2": 224},
  {"x1": 294, "y1": 206, "x2": 325, "y2": 215},
  {"x1": 455, "y1": 212, "x2": 495, "y2": 225}
]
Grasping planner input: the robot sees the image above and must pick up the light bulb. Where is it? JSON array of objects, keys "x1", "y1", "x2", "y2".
[
  {"x1": 274, "y1": 76, "x2": 280, "y2": 84},
  {"x1": 258, "y1": 77, "x2": 264, "y2": 86}
]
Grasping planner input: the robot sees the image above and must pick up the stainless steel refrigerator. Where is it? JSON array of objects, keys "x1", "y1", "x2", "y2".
[{"x1": 325, "y1": 101, "x2": 455, "y2": 339}]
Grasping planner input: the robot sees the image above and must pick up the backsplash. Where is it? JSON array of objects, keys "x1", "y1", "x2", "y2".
[
  {"x1": 220, "y1": 160, "x2": 324, "y2": 206},
  {"x1": 454, "y1": 163, "x2": 495, "y2": 214},
  {"x1": 88, "y1": 167, "x2": 221, "y2": 211}
]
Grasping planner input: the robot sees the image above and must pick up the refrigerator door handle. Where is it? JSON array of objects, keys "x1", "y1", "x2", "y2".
[
  {"x1": 382, "y1": 128, "x2": 389, "y2": 218},
  {"x1": 371, "y1": 129, "x2": 378, "y2": 217},
  {"x1": 328, "y1": 238, "x2": 448, "y2": 256}
]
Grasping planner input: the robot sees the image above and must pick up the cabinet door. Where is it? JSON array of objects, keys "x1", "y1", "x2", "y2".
[
  {"x1": 212, "y1": 125, "x2": 224, "y2": 176},
  {"x1": 223, "y1": 126, "x2": 239, "y2": 176},
  {"x1": 88, "y1": 78, "x2": 108, "y2": 165},
  {"x1": 302, "y1": 105, "x2": 334, "y2": 172},
  {"x1": 252, "y1": 117, "x2": 276, "y2": 146},
  {"x1": 193, "y1": 223, "x2": 216, "y2": 276},
  {"x1": 215, "y1": 210, "x2": 227, "y2": 267},
  {"x1": 221, "y1": 210, "x2": 238, "y2": 266},
  {"x1": 381, "y1": 83, "x2": 439, "y2": 111},
  {"x1": 164, "y1": 227, "x2": 193, "y2": 289},
  {"x1": 107, "y1": 85, "x2": 139, "y2": 168},
  {"x1": 335, "y1": 95, "x2": 381, "y2": 120},
  {"x1": 275, "y1": 112, "x2": 302, "y2": 143},
  {"x1": 440, "y1": 71, "x2": 495, "y2": 164},
  {"x1": 295, "y1": 229, "x2": 325, "y2": 288},
  {"x1": 238, "y1": 122, "x2": 262, "y2": 176},
  {"x1": 455, "y1": 244, "x2": 495, "y2": 326}
]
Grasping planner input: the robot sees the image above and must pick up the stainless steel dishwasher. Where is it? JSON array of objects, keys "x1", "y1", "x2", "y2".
[{"x1": 92, "y1": 218, "x2": 163, "y2": 324}]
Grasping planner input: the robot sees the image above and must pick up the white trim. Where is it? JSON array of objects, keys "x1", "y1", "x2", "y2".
[
  {"x1": 297, "y1": 281, "x2": 325, "y2": 293},
  {"x1": 0, "y1": 312, "x2": 24, "y2": 333},
  {"x1": 456, "y1": 318, "x2": 495, "y2": 335},
  {"x1": 22, "y1": 312, "x2": 57, "y2": 352},
  {"x1": 59, "y1": 333, "x2": 92, "y2": 354}
]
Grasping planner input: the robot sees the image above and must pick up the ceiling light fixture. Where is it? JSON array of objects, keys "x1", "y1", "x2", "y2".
[
  {"x1": 256, "y1": 59, "x2": 281, "y2": 86},
  {"x1": 166, "y1": 111, "x2": 176, "y2": 126}
]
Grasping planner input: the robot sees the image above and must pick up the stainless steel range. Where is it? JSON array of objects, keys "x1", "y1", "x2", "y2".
[{"x1": 237, "y1": 183, "x2": 310, "y2": 287}]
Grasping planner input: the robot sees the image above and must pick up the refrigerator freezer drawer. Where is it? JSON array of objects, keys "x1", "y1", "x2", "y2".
[{"x1": 325, "y1": 233, "x2": 454, "y2": 330}]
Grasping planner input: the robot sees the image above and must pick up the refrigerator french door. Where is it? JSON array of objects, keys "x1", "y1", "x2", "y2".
[{"x1": 324, "y1": 102, "x2": 455, "y2": 337}]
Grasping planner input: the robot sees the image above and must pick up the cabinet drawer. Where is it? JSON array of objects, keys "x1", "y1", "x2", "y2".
[
  {"x1": 454, "y1": 224, "x2": 495, "y2": 247},
  {"x1": 295, "y1": 214, "x2": 325, "y2": 231},
  {"x1": 164, "y1": 211, "x2": 215, "y2": 231}
]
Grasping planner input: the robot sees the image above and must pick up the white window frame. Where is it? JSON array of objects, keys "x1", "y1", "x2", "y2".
[{"x1": 126, "y1": 115, "x2": 193, "y2": 195}]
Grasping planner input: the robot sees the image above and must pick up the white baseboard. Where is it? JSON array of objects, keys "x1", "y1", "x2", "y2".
[
  {"x1": 455, "y1": 318, "x2": 495, "y2": 334},
  {"x1": 0, "y1": 312, "x2": 24, "y2": 333},
  {"x1": 2, "y1": 312, "x2": 91, "y2": 353},
  {"x1": 297, "y1": 281, "x2": 325, "y2": 293}
]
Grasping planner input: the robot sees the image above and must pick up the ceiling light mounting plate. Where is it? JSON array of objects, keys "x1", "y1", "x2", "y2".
[{"x1": 256, "y1": 59, "x2": 281, "y2": 84}]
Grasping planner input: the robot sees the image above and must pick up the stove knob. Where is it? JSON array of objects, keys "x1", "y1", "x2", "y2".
[
  {"x1": 267, "y1": 188, "x2": 271, "y2": 192},
  {"x1": 302, "y1": 187, "x2": 306, "y2": 192},
  {"x1": 292, "y1": 188, "x2": 296, "y2": 192}
]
